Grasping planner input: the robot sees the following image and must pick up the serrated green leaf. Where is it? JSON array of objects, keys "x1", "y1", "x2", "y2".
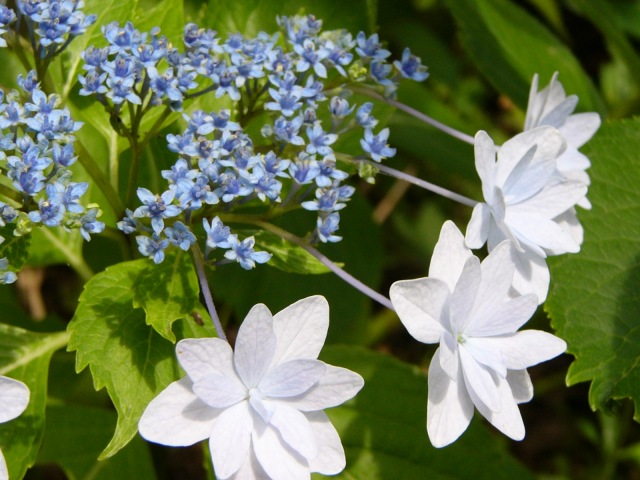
[
  {"x1": 253, "y1": 230, "x2": 332, "y2": 275},
  {"x1": 0, "y1": 226, "x2": 30, "y2": 271},
  {"x1": 203, "y1": 0, "x2": 377, "y2": 38},
  {"x1": 320, "y1": 346, "x2": 534, "y2": 479},
  {"x1": 68, "y1": 260, "x2": 180, "y2": 459},
  {"x1": 444, "y1": 0, "x2": 605, "y2": 114},
  {"x1": 37, "y1": 404, "x2": 156, "y2": 480},
  {"x1": 0, "y1": 325, "x2": 69, "y2": 480},
  {"x1": 546, "y1": 118, "x2": 640, "y2": 419},
  {"x1": 132, "y1": 249, "x2": 200, "y2": 342}
]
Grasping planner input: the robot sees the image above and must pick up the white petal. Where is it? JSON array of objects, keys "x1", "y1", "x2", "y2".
[
  {"x1": 466, "y1": 293, "x2": 538, "y2": 337},
  {"x1": 0, "y1": 376, "x2": 29, "y2": 422},
  {"x1": 389, "y1": 277, "x2": 449, "y2": 344},
  {"x1": 439, "y1": 331, "x2": 459, "y2": 380},
  {"x1": 253, "y1": 423, "x2": 310, "y2": 480},
  {"x1": 279, "y1": 365, "x2": 364, "y2": 411},
  {"x1": 450, "y1": 256, "x2": 481, "y2": 334},
  {"x1": 270, "y1": 405, "x2": 317, "y2": 460},
  {"x1": 501, "y1": 145, "x2": 555, "y2": 204},
  {"x1": 464, "y1": 337, "x2": 507, "y2": 377},
  {"x1": 496, "y1": 127, "x2": 564, "y2": 188},
  {"x1": 210, "y1": 402, "x2": 254, "y2": 479},
  {"x1": 507, "y1": 370, "x2": 533, "y2": 404},
  {"x1": 511, "y1": 248, "x2": 550, "y2": 303},
  {"x1": 470, "y1": 374, "x2": 525, "y2": 440},
  {"x1": 227, "y1": 449, "x2": 267, "y2": 480},
  {"x1": 459, "y1": 345, "x2": 502, "y2": 413},
  {"x1": 465, "y1": 203, "x2": 490, "y2": 249},
  {"x1": 553, "y1": 208, "x2": 584, "y2": 249},
  {"x1": 473, "y1": 241, "x2": 515, "y2": 319},
  {"x1": 176, "y1": 338, "x2": 237, "y2": 384},
  {"x1": 507, "y1": 213, "x2": 580, "y2": 254},
  {"x1": 481, "y1": 331, "x2": 566, "y2": 370},
  {"x1": 235, "y1": 304, "x2": 277, "y2": 388},
  {"x1": 271, "y1": 296, "x2": 329, "y2": 366},
  {"x1": 474, "y1": 131, "x2": 497, "y2": 202},
  {"x1": 557, "y1": 148, "x2": 591, "y2": 173},
  {"x1": 306, "y1": 411, "x2": 345, "y2": 474},
  {"x1": 429, "y1": 220, "x2": 473, "y2": 291},
  {"x1": 259, "y1": 360, "x2": 326, "y2": 398},
  {"x1": 0, "y1": 449, "x2": 6, "y2": 480},
  {"x1": 427, "y1": 349, "x2": 474, "y2": 448},
  {"x1": 559, "y1": 112, "x2": 601, "y2": 148},
  {"x1": 509, "y1": 180, "x2": 587, "y2": 220},
  {"x1": 193, "y1": 373, "x2": 247, "y2": 408},
  {"x1": 139, "y1": 377, "x2": 217, "y2": 446},
  {"x1": 523, "y1": 73, "x2": 541, "y2": 130}
]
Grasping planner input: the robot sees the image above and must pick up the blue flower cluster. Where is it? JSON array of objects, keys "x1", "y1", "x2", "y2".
[
  {"x1": 0, "y1": 73, "x2": 104, "y2": 282},
  {"x1": 0, "y1": 0, "x2": 96, "y2": 57},
  {"x1": 111, "y1": 14, "x2": 428, "y2": 267}
]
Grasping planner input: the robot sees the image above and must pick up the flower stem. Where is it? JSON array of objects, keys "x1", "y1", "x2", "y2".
[
  {"x1": 354, "y1": 87, "x2": 476, "y2": 145},
  {"x1": 360, "y1": 159, "x2": 479, "y2": 208},
  {"x1": 190, "y1": 244, "x2": 227, "y2": 342},
  {"x1": 248, "y1": 220, "x2": 395, "y2": 312}
]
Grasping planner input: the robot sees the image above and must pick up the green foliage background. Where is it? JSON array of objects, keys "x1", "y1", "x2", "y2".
[{"x1": 0, "y1": 0, "x2": 638, "y2": 479}]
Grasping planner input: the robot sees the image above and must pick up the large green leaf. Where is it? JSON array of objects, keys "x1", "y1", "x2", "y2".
[
  {"x1": 68, "y1": 260, "x2": 180, "y2": 458},
  {"x1": 0, "y1": 226, "x2": 30, "y2": 272},
  {"x1": 132, "y1": 249, "x2": 201, "y2": 342},
  {"x1": 321, "y1": 346, "x2": 534, "y2": 479},
  {"x1": 203, "y1": 0, "x2": 377, "y2": 38},
  {"x1": 37, "y1": 404, "x2": 156, "y2": 480},
  {"x1": 0, "y1": 325, "x2": 69, "y2": 480},
  {"x1": 135, "y1": 0, "x2": 185, "y2": 46},
  {"x1": 546, "y1": 118, "x2": 640, "y2": 419},
  {"x1": 443, "y1": 0, "x2": 605, "y2": 114}
]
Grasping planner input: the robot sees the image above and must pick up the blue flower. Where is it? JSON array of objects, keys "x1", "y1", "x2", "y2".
[
  {"x1": 360, "y1": 128, "x2": 396, "y2": 162},
  {"x1": 224, "y1": 235, "x2": 271, "y2": 269},
  {"x1": 317, "y1": 212, "x2": 342, "y2": 243},
  {"x1": 80, "y1": 208, "x2": 105, "y2": 241},
  {"x1": 265, "y1": 88, "x2": 303, "y2": 117},
  {"x1": 356, "y1": 102, "x2": 378, "y2": 128},
  {"x1": 203, "y1": 216, "x2": 232, "y2": 249},
  {"x1": 165, "y1": 221, "x2": 196, "y2": 251},
  {"x1": 133, "y1": 188, "x2": 181, "y2": 234},
  {"x1": 329, "y1": 97, "x2": 354, "y2": 119},
  {"x1": 306, "y1": 124, "x2": 337, "y2": 156},
  {"x1": 393, "y1": 48, "x2": 429, "y2": 82},
  {"x1": 355, "y1": 32, "x2": 391, "y2": 60},
  {"x1": 137, "y1": 234, "x2": 169, "y2": 264}
]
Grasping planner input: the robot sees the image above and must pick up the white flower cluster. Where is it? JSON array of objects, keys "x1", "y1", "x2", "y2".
[
  {"x1": 390, "y1": 73, "x2": 599, "y2": 447},
  {"x1": 0, "y1": 375, "x2": 29, "y2": 480}
]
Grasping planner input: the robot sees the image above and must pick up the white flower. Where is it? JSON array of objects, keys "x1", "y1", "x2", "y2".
[
  {"x1": 525, "y1": 72, "x2": 601, "y2": 210},
  {"x1": 390, "y1": 221, "x2": 566, "y2": 448},
  {"x1": 0, "y1": 375, "x2": 30, "y2": 480},
  {"x1": 139, "y1": 296, "x2": 364, "y2": 480},
  {"x1": 465, "y1": 127, "x2": 587, "y2": 302}
]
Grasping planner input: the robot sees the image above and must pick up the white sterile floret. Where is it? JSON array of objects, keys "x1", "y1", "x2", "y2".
[
  {"x1": 465, "y1": 127, "x2": 587, "y2": 302},
  {"x1": 139, "y1": 295, "x2": 364, "y2": 480},
  {"x1": 525, "y1": 72, "x2": 601, "y2": 210},
  {"x1": 390, "y1": 221, "x2": 566, "y2": 448},
  {"x1": 0, "y1": 375, "x2": 30, "y2": 480}
]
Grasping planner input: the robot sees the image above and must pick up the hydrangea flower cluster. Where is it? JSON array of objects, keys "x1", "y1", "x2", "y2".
[
  {"x1": 2, "y1": 0, "x2": 96, "y2": 57},
  {"x1": 107, "y1": 15, "x2": 428, "y2": 267},
  {"x1": 0, "y1": 73, "x2": 104, "y2": 281}
]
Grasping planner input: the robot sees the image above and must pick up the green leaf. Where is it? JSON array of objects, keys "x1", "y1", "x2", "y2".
[
  {"x1": 443, "y1": 0, "x2": 605, "y2": 113},
  {"x1": 132, "y1": 249, "x2": 201, "y2": 342},
  {"x1": 320, "y1": 346, "x2": 534, "y2": 479},
  {"x1": 546, "y1": 118, "x2": 640, "y2": 419},
  {"x1": 68, "y1": 260, "x2": 180, "y2": 458},
  {"x1": 203, "y1": 0, "x2": 377, "y2": 38},
  {"x1": 0, "y1": 325, "x2": 69, "y2": 480},
  {"x1": 135, "y1": 0, "x2": 185, "y2": 46},
  {"x1": 37, "y1": 404, "x2": 156, "y2": 480},
  {"x1": 0, "y1": 227, "x2": 30, "y2": 271},
  {"x1": 253, "y1": 230, "x2": 332, "y2": 275}
]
